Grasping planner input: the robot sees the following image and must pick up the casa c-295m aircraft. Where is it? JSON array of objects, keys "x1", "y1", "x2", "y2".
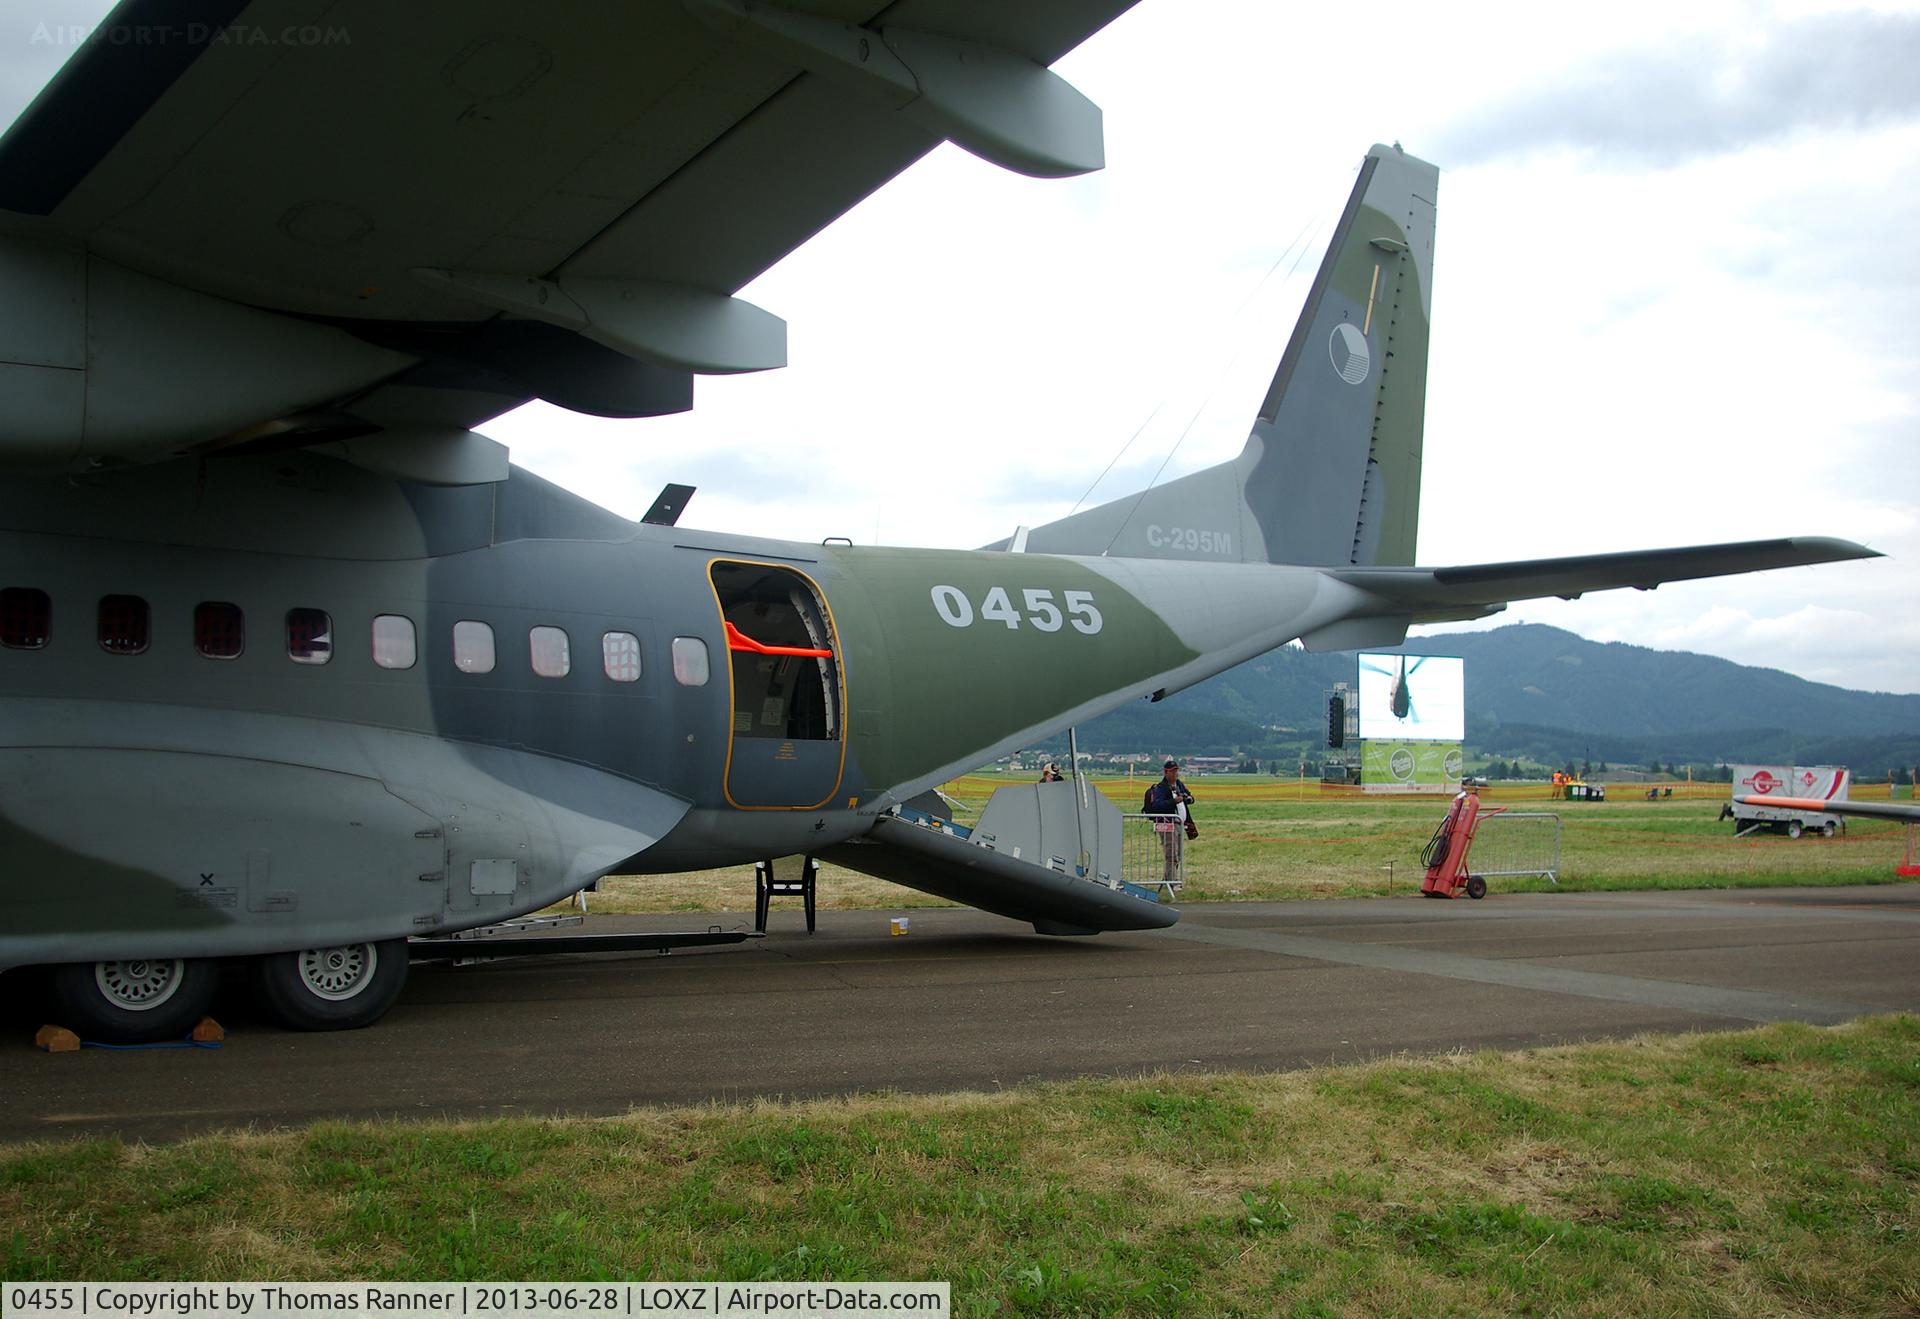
[{"x1": 0, "y1": 0, "x2": 1878, "y2": 1039}]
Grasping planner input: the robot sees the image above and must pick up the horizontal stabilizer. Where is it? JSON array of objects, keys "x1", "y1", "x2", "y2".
[
  {"x1": 819, "y1": 815, "x2": 1175, "y2": 934},
  {"x1": 1328, "y1": 537, "x2": 1880, "y2": 623}
]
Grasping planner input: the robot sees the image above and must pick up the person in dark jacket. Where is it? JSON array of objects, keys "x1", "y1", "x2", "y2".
[{"x1": 1142, "y1": 759, "x2": 1195, "y2": 883}]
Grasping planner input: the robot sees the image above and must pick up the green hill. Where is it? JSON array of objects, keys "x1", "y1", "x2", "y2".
[{"x1": 1063, "y1": 624, "x2": 1920, "y2": 773}]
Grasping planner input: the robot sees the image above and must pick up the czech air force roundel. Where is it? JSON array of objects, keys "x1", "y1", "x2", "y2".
[{"x1": 1329, "y1": 322, "x2": 1370, "y2": 385}]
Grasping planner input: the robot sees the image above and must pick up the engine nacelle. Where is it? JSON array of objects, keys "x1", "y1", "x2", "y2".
[{"x1": 0, "y1": 236, "x2": 412, "y2": 470}]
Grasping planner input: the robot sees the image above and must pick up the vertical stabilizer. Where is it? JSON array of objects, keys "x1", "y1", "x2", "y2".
[{"x1": 1009, "y1": 144, "x2": 1437, "y2": 567}]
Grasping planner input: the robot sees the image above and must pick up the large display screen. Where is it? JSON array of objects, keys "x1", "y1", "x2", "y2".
[{"x1": 1356, "y1": 654, "x2": 1465, "y2": 742}]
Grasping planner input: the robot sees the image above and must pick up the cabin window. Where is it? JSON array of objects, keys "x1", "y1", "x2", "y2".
[
  {"x1": 671, "y1": 636, "x2": 709, "y2": 687},
  {"x1": 372, "y1": 614, "x2": 417, "y2": 670},
  {"x1": 0, "y1": 587, "x2": 50, "y2": 649},
  {"x1": 98, "y1": 595, "x2": 150, "y2": 655},
  {"x1": 603, "y1": 631, "x2": 641, "y2": 682},
  {"x1": 194, "y1": 601, "x2": 244, "y2": 659},
  {"x1": 287, "y1": 608, "x2": 333, "y2": 664},
  {"x1": 530, "y1": 626, "x2": 571, "y2": 678},
  {"x1": 453, "y1": 620, "x2": 495, "y2": 674}
]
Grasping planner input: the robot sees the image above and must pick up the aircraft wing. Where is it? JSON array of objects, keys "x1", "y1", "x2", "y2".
[
  {"x1": 1324, "y1": 537, "x2": 1881, "y2": 627},
  {"x1": 1738, "y1": 796, "x2": 1920, "y2": 823},
  {"x1": 0, "y1": 0, "x2": 1134, "y2": 472}
]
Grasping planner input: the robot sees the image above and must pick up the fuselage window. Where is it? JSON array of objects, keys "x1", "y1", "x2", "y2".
[
  {"x1": 287, "y1": 608, "x2": 333, "y2": 665},
  {"x1": 194, "y1": 601, "x2": 244, "y2": 659},
  {"x1": 530, "y1": 625, "x2": 571, "y2": 678},
  {"x1": 0, "y1": 587, "x2": 50, "y2": 649},
  {"x1": 671, "y1": 636, "x2": 710, "y2": 687},
  {"x1": 372, "y1": 614, "x2": 417, "y2": 670},
  {"x1": 97, "y1": 595, "x2": 150, "y2": 655},
  {"x1": 453, "y1": 620, "x2": 495, "y2": 674},
  {"x1": 603, "y1": 631, "x2": 641, "y2": 682}
]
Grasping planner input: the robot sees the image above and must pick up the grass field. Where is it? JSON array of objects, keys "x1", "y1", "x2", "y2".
[
  {"x1": 580, "y1": 776, "x2": 1916, "y2": 916},
  {"x1": 5, "y1": 1016, "x2": 1916, "y2": 1314}
]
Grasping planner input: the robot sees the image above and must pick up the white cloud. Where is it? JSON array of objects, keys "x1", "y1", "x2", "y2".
[{"x1": 1431, "y1": 8, "x2": 1920, "y2": 165}]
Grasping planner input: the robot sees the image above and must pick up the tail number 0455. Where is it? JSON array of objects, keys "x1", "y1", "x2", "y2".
[{"x1": 931, "y1": 586, "x2": 1103, "y2": 634}]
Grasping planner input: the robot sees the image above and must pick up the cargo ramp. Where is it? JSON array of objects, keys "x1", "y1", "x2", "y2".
[{"x1": 822, "y1": 782, "x2": 1175, "y2": 935}]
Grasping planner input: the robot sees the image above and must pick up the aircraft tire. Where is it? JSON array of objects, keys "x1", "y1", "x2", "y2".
[
  {"x1": 255, "y1": 939, "x2": 408, "y2": 1031},
  {"x1": 1464, "y1": 875, "x2": 1488, "y2": 900},
  {"x1": 49, "y1": 957, "x2": 219, "y2": 1044}
]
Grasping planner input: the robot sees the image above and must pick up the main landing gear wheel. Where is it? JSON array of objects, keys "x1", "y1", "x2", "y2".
[
  {"x1": 1464, "y1": 874, "x2": 1488, "y2": 900},
  {"x1": 49, "y1": 957, "x2": 219, "y2": 1043},
  {"x1": 254, "y1": 939, "x2": 409, "y2": 1031}
]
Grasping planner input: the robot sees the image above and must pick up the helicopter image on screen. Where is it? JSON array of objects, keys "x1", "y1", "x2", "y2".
[
  {"x1": 1377, "y1": 655, "x2": 1421, "y2": 720},
  {"x1": 1355, "y1": 654, "x2": 1466, "y2": 742}
]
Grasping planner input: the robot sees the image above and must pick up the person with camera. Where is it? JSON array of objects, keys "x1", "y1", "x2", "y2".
[{"x1": 1142, "y1": 758, "x2": 1197, "y2": 885}]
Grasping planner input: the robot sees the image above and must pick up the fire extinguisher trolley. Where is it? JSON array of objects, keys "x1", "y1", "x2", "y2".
[{"x1": 1421, "y1": 783, "x2": 1497, "y2": 899}]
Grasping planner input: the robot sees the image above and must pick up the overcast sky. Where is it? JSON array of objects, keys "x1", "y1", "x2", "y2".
[{"x1": 7, "y1": 0, "x2": 1916, "y2": 694}]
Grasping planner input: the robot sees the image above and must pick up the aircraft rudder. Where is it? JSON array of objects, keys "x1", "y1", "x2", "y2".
[{"x1": 1239, "y1": 142, "x2": 1437, "y2": 568}]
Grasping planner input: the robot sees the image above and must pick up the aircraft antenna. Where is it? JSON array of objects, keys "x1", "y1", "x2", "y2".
[
  {"x1": 1064, "y1": 401, "x2": 1165, "y2": 518},
  {"x1": 1097, "y1": 191, "x2": 1338, "y2": 557},
  {"x1": 1065, "y1": 201, "x2": 1328, "y2": 520}
]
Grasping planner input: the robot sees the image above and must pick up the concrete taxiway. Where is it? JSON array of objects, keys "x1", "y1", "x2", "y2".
[{"x1": 4, "y1": 883, "x2": 1917, "y2": 1143}]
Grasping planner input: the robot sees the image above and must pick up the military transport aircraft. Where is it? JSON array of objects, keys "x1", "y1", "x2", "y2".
[{"x1": 0, "y1": 2, "x2": 1879, "y2": 1040}]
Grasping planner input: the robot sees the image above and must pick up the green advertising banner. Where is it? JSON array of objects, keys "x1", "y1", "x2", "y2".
[{"x1": 1360, "y1": 740, "x2": 1464, "y2": 793}]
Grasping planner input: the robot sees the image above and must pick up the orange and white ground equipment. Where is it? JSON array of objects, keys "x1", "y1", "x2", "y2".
[{"x1": 1421, "y1": 785, "x2": 1495, "y2": 899}]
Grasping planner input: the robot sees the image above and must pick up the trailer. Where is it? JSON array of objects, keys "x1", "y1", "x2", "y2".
[{"x1": 1722, "y1": 765, "x2": 1849, "y2": 838}]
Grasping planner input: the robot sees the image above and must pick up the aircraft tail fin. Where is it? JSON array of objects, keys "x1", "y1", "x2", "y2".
[{"x1": 1003, "y1": 143, "x2": 1438, "y2": 567}]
